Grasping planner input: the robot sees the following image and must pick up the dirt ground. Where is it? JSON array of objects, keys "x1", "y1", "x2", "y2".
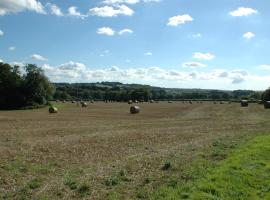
[{"x1": 0, "y1": 102, "x2": 269, "y2": 199}]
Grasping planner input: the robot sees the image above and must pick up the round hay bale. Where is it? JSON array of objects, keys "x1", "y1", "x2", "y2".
[
  {"x1": 258, "y1": 100, "x2": 263, "y2": 104},
  {"x1": 264, "y1": 101, "x2": 270, "y2": 109},
  {"x1": 49, "y1": 106, "x2": 58, "y2": 113},
  {"x1": 150, "y1": 100, "x2": 154, "y2": 103},
  {"x1": 241, "y1": 100, "x2": 249, "y2": 107},
  {"x1": 130, "y1": 106, "x2": 140, "y2": 114},
  {"x1": 91, "y1": 100, "x2": 94, "y2": 103},
  {"x1": 128, "y1": 100, "x2": 133, "y2": 104},
  {"x1": 81, "y1": 102, "x2": 88, "y2": 107},
  {"x1": 134, "y1": 100, "x2": 138, "y2": 103},
  {"x1": 168, "y1": 101, "x2": 173, "y2": 103}
]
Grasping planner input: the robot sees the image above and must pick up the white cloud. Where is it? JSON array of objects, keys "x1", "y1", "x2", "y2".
[
  {"x1": 193, "y1": 52, "x2": 215, "y2": 60},
  {"x1": 103, "y1": 0, "x2": 140, "y2": 5},
  {"x1": 259, "y1": 65, "x2": 270, "y2": 70},
  {"x1": 243, "y1": 32, "x2": 255, "y2": 40},
  {"x1": 144, "y1": 0, "x2": 161, "y2": 2},
  {"x1": 31, "y1": 54, "x2": 47, "y2": 61},
  {"x1": 144, "y1": 52, "x2": 153, "y2": 56},
  {"x1": 89, "y1": 5, "x2": 134, "y2": 17},
  {"x1": 0, "y1": 0, "x2": 46, "y2": 16},
  {"x1": 0, "y1": 59, "x2": 3, "y2": 62},
  {"x1": 41, "y1": 61, "x2": 262, "y2": 88},
  {"x1": 68, "y1": 6, "x2": 86, "y2": 19},
  {"x1": 182, "y1": 62, "x2": 206, "y2": 68},
  {"x1": 10, "y1": 61, "x2": 24, "y2": 67},
  {"x1": 97, "y1": 27, "x2": 115, "y2": 36},
  {"x1": 8, "y1": 46, "x2": 16, "y2": 51},
  {"x1": 229, "y1": 7, "x2": 258, "y2": 17},
  {"x1": 190, "y1": 33, "x2": 201, "y2": 39},
  {"x1": 0, "y1": 30, "x2": 3, "y2": 36},
  {"x1": 118, "y1": 29, "x2": 133, "y2": 35},
  {"x1": 167, "y1": 14, "x2": 193, "y2": 27},
  {"x1": 47, "y1": 3, "x2": 63, "y2": 16}
]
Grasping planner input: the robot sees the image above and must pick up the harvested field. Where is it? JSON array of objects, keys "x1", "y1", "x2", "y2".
[{"x1": 0, "y1": 102, "x2": 270, "y2": 199}]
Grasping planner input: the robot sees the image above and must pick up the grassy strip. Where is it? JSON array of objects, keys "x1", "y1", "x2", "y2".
[{"x1": 152, "y1": 135, "x2": 270, "y2": 200}]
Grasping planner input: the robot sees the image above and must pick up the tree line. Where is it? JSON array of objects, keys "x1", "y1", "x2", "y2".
[
  {"x1": 0, "y1": 63, "x2": 54, "y2": 109},
  {"x1": 54, "y1": 82, "x2": 264, "y2": 102},
  {"x1": 0, "y1": 62, "x2": 269, "y2": 110}
]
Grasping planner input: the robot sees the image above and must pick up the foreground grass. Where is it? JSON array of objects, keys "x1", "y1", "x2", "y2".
[{"x1": 152, "y1": 135, "x2": 270, "y2": 200}]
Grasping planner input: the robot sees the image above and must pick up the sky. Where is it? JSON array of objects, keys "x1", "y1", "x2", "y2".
[{"x1": 0, "y1": 0, "x2": 270, "y2": 90}]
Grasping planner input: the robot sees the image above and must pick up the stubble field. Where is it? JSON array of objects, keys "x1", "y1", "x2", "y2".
[{"x1": 0, "y1": 101, "x2": 269, "y2": 199}]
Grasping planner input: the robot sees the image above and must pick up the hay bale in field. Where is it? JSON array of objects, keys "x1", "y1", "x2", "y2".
[
  {"x1": 130, "y1": 106, "x2": 140, "y2": 114},
  {"x1": 49, "y1": 106, "x2": 58, "y2": 113},
  {"x1": 189, "y1": 101, "x2": 192, "y2": 104},
  {"x1": 258, "y1": 100, "x2": 263, "y2": 104},
  {"x1": 241, "y1": 100, "x2": 248, "y2": 107},
  {"x1": 62, "y1": 100, "x2": 66, "y2": 103},
  {"x1": 168, "y1": 101, "x2": 173, "y2": 103},
  {"x1": 134, "y1": 100, "x2": 138, "y2": 103},
  {"x1": 264, "y1": 101, "x2": 270, "y2": 109},
  {"x1": 220, "y1": 101, "x2": 224, "y2": 104},
  {"x1": 128, "y1": 100, "x2": 133, "y2": 104},
  {"x1": 150, "y1": 100, "x2": 154, "y2": 103},
  {"x1": 91, "y1": 100, "x2": 94, "y2": 103},
  {"x1": 81, "y1": 102, "x2": 88, "y2": 107}
]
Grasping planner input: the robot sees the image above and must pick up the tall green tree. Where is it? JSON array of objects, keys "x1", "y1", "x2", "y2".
[
  {"x1": 23, "y1": 64, "x2": 55, "y2": 105},
  {"x1": 0, "y1": 63, "x2": 54, "y2": 109},
  {"x1": 262, "y1": 88, "x2": 270, "y2": 102}
]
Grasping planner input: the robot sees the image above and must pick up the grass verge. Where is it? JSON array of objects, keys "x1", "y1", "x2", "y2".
[{"x1": 152, "y1": 135, "x2": 270, "y2": 200}]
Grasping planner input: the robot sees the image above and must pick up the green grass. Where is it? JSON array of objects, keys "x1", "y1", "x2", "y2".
[{"x1": 152, "y1": 135, "x2": 270, "y2": 200}]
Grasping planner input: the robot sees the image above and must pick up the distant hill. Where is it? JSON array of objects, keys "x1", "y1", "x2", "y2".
[{"x1": 53, "y1": 82, "x2": 262, "y2": 102}]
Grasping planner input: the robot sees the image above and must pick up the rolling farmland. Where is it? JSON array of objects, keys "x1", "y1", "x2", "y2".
[{"x1": 0, "y1": 102, "x2": 269, "y2": 199}]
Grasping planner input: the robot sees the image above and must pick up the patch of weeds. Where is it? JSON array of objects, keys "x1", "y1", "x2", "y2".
[
  {"x1": 143, "y1": 177, "x2": 151, "y2": 185},
  {"x1": 77, "y1": 183, "x2": 90, "y2": 196},
  {"x1": 161, "y1": 161, "x2": 172, "y2": 171},
  {"x1": 119, "y1": 169, "x2": 125, "y2": 177},
  {"x1": 105, "y1": 170, "x2": 131, "y2": 187},
  {"x1": 136, "y1": 188, "x2": 148, "y2": 199},
  {"x1": 180, "y1": 192, "x2": 190, "y2": 199},
  {"x1": 64, "y1": 177, "x2": 78, "y2": 190},
  {"x1": 167, "y1": 179, "x2": 178, "y2": 188},
  {"x1": 210, "y1": 149, "x2": 227, "y2": 161},
  {"x1": 118, "y1": 170, "x2": 131, "y2": 182},
  {"x1": 28, "y1": 178, "x2": 42, "y2": 189},
  {"x1": 11, "y1": 188, "x2": 31, "y2": 200},
  {"x1": 107, "y1": 192, "x2": 120, "y2": 200},
  {"x1": 105, "y1": 176, "x2": 119, "y2": 187}
]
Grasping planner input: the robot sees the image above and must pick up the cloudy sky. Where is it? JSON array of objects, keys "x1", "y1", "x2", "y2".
[{"x1": 0, "y1": 0, "x2": 270, "y2": 90}]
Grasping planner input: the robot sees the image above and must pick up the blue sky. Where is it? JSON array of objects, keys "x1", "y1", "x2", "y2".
[{"x1": 0, "y1": 0, "x2": 270, "y2": 90}]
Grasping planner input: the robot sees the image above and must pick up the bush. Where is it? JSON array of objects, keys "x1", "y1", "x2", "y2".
[{"x1": 162, "y1": 161, "x2": 172, "y2": 171}]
